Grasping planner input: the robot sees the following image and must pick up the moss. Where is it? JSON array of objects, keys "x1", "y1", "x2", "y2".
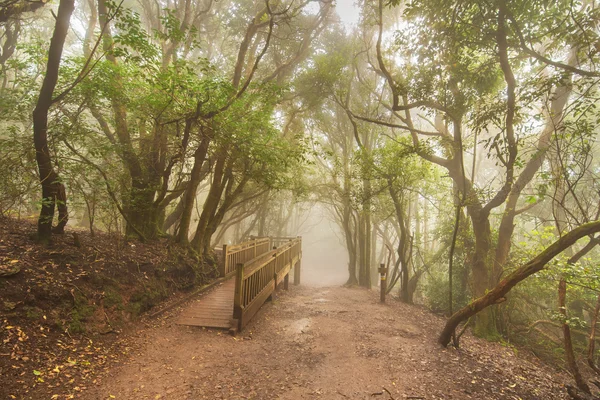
[
  {"x1": 24, "y1": 306, "x2": 42, "y2": 319},
  {"x1": 103, "y1": 287, "x2": 124, "y2": 310},
  {"x1": 68, "y1": 292, "x2": 95, "y2": 334},
  {"x1": 127, "y1": 282, "x2": 168, "y2": 317}
]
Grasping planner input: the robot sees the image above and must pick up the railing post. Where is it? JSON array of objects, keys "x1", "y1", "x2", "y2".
[
  {"x1": 233, "y1": 263, "x2": 244, "y2": 332},
  {"x1": 293, "y1": 236, "x2": 301, "y2": 285},
  {"x1": 221, "y1": 244, "x2": 228, "y2": 277},
  {"x1": 379, "y1": 263, "x2": 388, "y2": 304},
  {"x1": 253, "y1": 239, "x2": 257, "y2": 258},
  {"x1": 294, "y1": 259, "x2": 301, "y2": 285}
]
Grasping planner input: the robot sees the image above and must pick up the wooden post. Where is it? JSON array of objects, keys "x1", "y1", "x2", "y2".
[
  {"x1": 284, "y1": 273, "x2": 289, "y2": 290},
  {"x1": 294, "y1": 259, "x2": 301, "y2": 286},
  {"x1": 379, "y1": 263, "x2": 388, "y2": 304},
  {"x1": 233, "y1": 263, "x2": 244, "y2": 332},
  {"x1": 221, "y1": 244, "x2": 228, "y2": 277},
  {"x1": 268, "y1": 253, "x2": 277, "y2": 301}
]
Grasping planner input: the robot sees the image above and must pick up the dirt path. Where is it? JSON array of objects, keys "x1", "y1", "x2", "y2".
[{"x1": 88, "y1": 285, "x2": 569, "y2": 400}]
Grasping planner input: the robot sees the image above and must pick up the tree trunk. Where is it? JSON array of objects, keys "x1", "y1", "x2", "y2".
[
  {"x1": 343, "y1": 206, "x2": 358, "y2": 285},
  {"x1": 439, "y1": 220, "x2": 600, "y2": 347},
  {"x1": 178, "y1": 135, "x2": 210, "y2": 244},
  {"x1": 33, "y1": 0, "x2": 74, "y2": 243},
  {"x1": 469, "y1": 211, "x2": 496, "y2": 337},
  {"x1": 494, "y1": 54, "x2": 574, "y2": 282},
  {"x1": 364, "y1": 207, "x2": 372, "y2": 289},
  {"x1": 125, "y1": 184, "x2": 158, "y2": 239},
  {"x1": 190, "y1": 151, "x2": 227, "y2": 252},
  {"x1": 370, "y1": 221, "x2": 378, "y2": 285},
  {"x1": 587, "y1": 294, "x2": 600, "y2": 374},
  {"x1": 200, "y1": 173, "x2": 248, "y2": 255},
  {"x1": 407, "y1": 269, "x2": 423, "y2": 304},
  {"x1": 388, "y1": 182, "x2": 410, "y2": 302},
  {"x1": 358, "y1": 214, "x2": 370, "y2": 287},
  {"x1": 559, "y1": 278, "x2": 591, "y2": 394},
  {"x1": 164, "y1": 198, "x2": 184, "y2": 234}
]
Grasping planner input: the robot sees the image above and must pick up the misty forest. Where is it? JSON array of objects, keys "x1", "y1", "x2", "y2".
[{"x1": 1, "y1": 0, "x2": 600, "y2": 398}]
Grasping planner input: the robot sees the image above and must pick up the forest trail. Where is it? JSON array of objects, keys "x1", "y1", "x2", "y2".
[{"x1": 88, "y1": 284, "x2": 569, "y2": 400}]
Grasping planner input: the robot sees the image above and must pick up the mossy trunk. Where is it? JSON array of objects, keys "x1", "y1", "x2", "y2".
[
  {"x1": 470, "y1": 214, "x2": 497, "y2": 339},
  {"x1": 32, "y1": 0, "x2": 74, "y2": 243},
  {"x1": 439, "y1": 220, "x2": 600, "y2": 347}
]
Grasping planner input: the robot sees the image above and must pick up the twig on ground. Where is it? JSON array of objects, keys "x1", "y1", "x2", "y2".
[{"x1": 371, "y1": 387, "x2": 396, "y2": 399}]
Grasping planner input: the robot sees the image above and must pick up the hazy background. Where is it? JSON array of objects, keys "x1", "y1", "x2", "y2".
[{"x1": 294, "y1": 204, "x2": 349, "y2": 287}]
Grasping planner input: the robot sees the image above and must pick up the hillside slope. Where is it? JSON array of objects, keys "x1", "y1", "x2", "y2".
[{"x1": 0, "y1": 217, "x2": 215, "y2": 399}]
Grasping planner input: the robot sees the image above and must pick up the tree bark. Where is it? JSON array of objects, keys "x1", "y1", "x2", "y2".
[
  {"x1": 388, "y1": 181, "x2": 411, "y2": 302},
  {"x1": 494, "y1": 49, "x2": 575, "y2": 282},
  {"x1": 33, "y1": 0, "x2": 74, "y2": 243},
  {"x1": 559, "y1": 278, "x2": 591, "y2": 394},
  {"x1": 190, "y1": 151, "x2": 228, "y2": 251},
  {"x1": 200, "y1": 173, "x2": 249, "y2": 254},
  {"x1": 178, "y1": 134, "x2": 211, "y2": 244},
  {"x1": 343, "y1": 206, "x2": 358, "y2": 285},
  {"x1": 588, "y1": 294, "x2": 600, "y2": 374}
]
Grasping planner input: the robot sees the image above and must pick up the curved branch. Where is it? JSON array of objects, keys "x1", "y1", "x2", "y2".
[
  {"x1": 506, "y1": 11, "x2": 600, "y2": 78},
  {"x1": 439, "y1": 219, "x2": 600, "y2": 347}
]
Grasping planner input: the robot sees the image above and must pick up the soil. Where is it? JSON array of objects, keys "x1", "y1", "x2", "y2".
[
  {"x1": 86, "y1": 285, "x2": 571, "y2": 400},
  {"x1": 0, "y1": 217, "x2": 214, "y2": 400}
]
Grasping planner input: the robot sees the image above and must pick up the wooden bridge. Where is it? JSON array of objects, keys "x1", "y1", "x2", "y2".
[{"x1": 177, "y1": 236, "x2": 302, "y2": 333}]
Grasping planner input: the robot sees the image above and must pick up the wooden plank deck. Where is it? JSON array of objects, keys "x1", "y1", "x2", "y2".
[{"x1": 177, "y1": 278, "x2": 234, "y2": 329}]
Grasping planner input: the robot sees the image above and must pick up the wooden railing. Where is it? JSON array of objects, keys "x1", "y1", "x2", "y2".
[
  {"x1": 268, "y1": 236, "x2": 300, "y2": 250},
  {"x1": 232, "y1": 237, "x2": 302, "y2": 332},
  {"x1": 220, "y1": 237, "x2": 271, "y2": 277}
]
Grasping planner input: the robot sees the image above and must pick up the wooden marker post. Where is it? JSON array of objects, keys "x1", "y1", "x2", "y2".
[{"x1": 379, "y1": 263, "x2": 388, "y2": 304}]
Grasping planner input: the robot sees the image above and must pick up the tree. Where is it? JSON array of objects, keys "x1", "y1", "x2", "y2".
[
  {"x1": 32, "y1": 0, "x2": 74, "y2": 243},
  {"x1": 357, "y1": 0, "x2": 600, "y2": 339}
]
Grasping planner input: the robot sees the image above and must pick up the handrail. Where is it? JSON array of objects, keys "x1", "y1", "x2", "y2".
[
  {"x1": 233, "y1": 237, "x2": 302, "y2": 332},
  {"x1": 220, "y1": 237, "x2": 271, "y2": 277},
  {"x1": 269, "y1": 236, "x2": 297, "y2": 249},
  {"x1": 243, "y1": 240, "x2": 294, "y2": 278}
]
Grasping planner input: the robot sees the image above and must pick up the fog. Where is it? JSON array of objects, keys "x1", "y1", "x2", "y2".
[{"x1": 294, "y1": 204, "x2": 349, "y2": 287}]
